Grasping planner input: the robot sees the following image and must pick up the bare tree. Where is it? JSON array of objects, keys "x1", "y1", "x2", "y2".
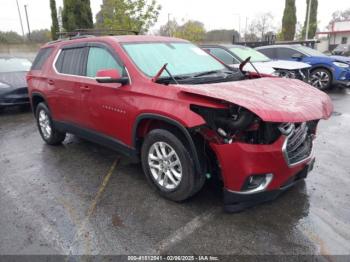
[{"x1": 254, "y1": 13, "x2": 274, "y2": 39}]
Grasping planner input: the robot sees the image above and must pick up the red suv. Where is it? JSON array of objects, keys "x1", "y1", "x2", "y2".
[{"x1": 27, "y1": 35, "x2": 333, "y2": 212}]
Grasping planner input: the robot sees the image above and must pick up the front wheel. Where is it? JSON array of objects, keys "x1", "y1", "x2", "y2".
[
  {"x1": 310, "y1": 68, "x2": 332, "y2": 90},
  {"x1": 35, "y1": 102, "x2": 66, "y2": 145},
  {"x1": 141, "y1": 129, "x2": 204, "y2": 202}
]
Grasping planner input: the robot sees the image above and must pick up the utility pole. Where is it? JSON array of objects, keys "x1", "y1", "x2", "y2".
[
  {"x1": 24, "y1": 4, "x2": 31, "y2": 40},
  {"x1": 233, "y1": 13, "x2": 241, "y2": 40},
  {"x1": 168, "y1": 13, "x2": 172, "y2": 37},
  {"x1": 16, "y1": 0, "x2": 25, "y2": 37},
  {"x1": 305, "y1": 0, "x2": 312, "y2": 40}
]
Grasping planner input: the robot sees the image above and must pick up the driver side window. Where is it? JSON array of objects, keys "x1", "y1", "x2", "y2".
[{"x1": 86, "y1": 47, "x2": 123, "y2": 77}]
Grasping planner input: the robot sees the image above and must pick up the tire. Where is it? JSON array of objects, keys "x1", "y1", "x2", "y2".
[
  {"x1": 141, "y1": 129, "x2": 204, "y2": 202},
  {"x1": 310, "y1": 68, "x2": 332, "y2": 90},
  {"x1": 35, "y1": 102, "x2": 66, "y2": 145}
]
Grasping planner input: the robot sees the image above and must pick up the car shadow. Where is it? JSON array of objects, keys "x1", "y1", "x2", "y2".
[{"x1": 0, "y1": 105, "x2": 31, "y2": 116}]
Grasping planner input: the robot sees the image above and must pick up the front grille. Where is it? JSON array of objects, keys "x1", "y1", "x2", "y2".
[{"x1": 283, "y1": 123, "x2": 313, "y2": 165}]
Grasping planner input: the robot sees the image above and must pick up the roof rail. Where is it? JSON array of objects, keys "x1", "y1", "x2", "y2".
[{"x1": 57, "y1": 28, "x2": 139, "y2": 39}]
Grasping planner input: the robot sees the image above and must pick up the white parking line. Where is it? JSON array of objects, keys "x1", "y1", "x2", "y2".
[{"x1": 155, "y1": 207, "x2": 219, "y2": 254}]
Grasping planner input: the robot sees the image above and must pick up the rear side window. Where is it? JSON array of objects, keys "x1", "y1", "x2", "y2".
[
  {"x1": 55, "y1": 47, "x2": 87, "y2": 76},
  {"x1": 31, "y1": 47, "x2": 53, "y2": 70},
  {"x1": 258, "y1": 48, "x2": 276, "y2": 59},
  {"x1": 276, "y1": 48, "x2": 300, "y2": 60},
  {"x1": 86, "y1": 47, "x2": 123, "y2": 77}
]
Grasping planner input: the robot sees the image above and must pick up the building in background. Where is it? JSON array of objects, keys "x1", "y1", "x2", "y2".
[{"x1": 316, "y1": 20, "x2": 350, "y2": 51}]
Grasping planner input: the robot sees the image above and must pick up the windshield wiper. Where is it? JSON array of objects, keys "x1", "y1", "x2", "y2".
[
  {"x1": 239, "y1": 56, "x2": 261, "y2": 77},
  {"x1": 152, "y1": 63, "x2": 179, "y2": 84},
  {"x1": 192, "y1": 70, "x2": 223, "y2": 78}
]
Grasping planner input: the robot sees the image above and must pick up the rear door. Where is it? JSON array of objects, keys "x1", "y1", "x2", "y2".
[{"x1": 52, "y1": 45, "x2": 88, "y2": 124}]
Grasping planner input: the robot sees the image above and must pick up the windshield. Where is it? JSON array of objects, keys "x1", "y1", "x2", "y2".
[
  {"x1": 0, "y1": 58, "x2": 32, "y2": 73},
  {"x1": 229, "y1": 46, "x2": 271, "y2": 62},
  {"x1": 294, "y1": 46, "x2": 327, "y2": 57},
  {"x1": 123, "y1": 42, "x2": 226, "y2": 77}
]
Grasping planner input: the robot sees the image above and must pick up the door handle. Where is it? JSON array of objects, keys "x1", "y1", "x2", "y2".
[
  {"x1": 48, "y1": 79, "x2": 54, "y2": 85},
  {"x1": 80, "y1": 85, "x2": 91, "y2": 91}
]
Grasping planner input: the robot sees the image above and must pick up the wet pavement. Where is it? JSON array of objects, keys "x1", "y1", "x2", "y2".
[{"x1": 0, "y1": 88, "x2": 349, "y2": 256}]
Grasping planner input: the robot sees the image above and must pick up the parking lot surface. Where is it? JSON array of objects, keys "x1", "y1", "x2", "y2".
[{"x1": 0, "y1": 88, "x2": 350, "y2": 256}]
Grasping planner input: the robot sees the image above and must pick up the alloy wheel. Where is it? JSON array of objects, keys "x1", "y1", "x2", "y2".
[
  {"x1": 38, "y1": 109, "x2": 52, "y2": 139},
  {"x1": 310, "y1": 71, "x2": 330, "y2": 89},
  {"x1": 148, "y1": 141, "x2": 182, "y2": 191}
]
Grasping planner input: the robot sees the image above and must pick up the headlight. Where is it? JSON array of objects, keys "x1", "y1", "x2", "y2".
[
  {"x1": 0, "y1": 81, "x2": 11, "y2": 88},
  {"x1": 333, "y1": 62, "x2": 349, "y2": 68}
]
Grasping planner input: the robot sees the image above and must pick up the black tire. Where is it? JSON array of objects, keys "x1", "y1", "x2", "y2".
[
  {"x1": 310, "y1": 68, "x2": 332, "y2": 90},
  {"x1": 141, "y1": 129, "x2": 204, "y2": 202},
  {"x1": 35, "y1": 102, "x2": 66, "y2": 145}
]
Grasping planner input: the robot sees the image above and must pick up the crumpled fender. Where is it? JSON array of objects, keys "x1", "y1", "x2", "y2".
[{"x1": 178, "y1": 78, "x2": 333, "y2": 123}]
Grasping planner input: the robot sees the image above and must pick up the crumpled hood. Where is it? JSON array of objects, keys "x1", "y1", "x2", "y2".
[
  {"x1": 179, "y1": 78, "x2": 333, "y2": 123},
  {"x1": 0, "y1": 71, "x2": 28, "y2": 88},
  {"x1": 253, "y1": 60, "x2": 311, "y2": 70}
]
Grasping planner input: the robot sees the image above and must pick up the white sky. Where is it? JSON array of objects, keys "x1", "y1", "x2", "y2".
[{"x1": 0, "y1": 0, "x2": 348, "y2": 35}]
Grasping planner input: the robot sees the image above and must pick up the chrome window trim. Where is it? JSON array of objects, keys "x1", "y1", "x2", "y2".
[{"x1": 52, "y1": 48, "x2": 132, "y2": 83}]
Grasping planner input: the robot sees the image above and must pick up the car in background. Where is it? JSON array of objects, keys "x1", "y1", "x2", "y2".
[
  {"x1": 0, "y1": 55, "x2": 32, "y2": 110},
  {"x1": 201, "y1": 44, "x2": 311, "y2": 82},
  {"x1": 332, "y1": 44, "x2": 350, "y2": 57},
  {"x1": 256, "y1": 44, "x2": 350, "y2": 90}
]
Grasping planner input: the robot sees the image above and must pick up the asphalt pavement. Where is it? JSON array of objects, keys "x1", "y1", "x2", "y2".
[{"x1": 0, "y1": 88, "x2": 349, "y2": 258}]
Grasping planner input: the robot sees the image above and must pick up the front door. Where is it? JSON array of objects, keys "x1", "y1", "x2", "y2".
[{"x1": 79, "y1": 44, "x2": 131, "y2": 144}]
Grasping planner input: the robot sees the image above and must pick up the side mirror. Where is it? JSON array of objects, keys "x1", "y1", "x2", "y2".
[
  {"x1": 291, "y1": 53, "x2": 304, "y2": 60},
  {"x1": 95, "y1": 69, "x2": 129, "y2": 85}
]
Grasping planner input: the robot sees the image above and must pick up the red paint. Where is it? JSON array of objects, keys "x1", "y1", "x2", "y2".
[
  {"x1": 27, "y1": 36, "x2": 333, "y2": 195},
  {"x1": 96, "y1": 69, "x2": 121, "y2": 79},
  {"x1": 210, "y1": 137, "x2": 308, "y2": 191}
]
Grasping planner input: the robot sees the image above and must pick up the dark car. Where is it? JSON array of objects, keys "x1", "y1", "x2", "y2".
[
  {"x1": 256, "y1": 44, "x2": 350, "y2": 90},
  {"x1": 0, "y1": 56, "x2": 32, "y2": 110},
  {"x1": 332, "y1": 44, "x2": 350, "y2": 57}
]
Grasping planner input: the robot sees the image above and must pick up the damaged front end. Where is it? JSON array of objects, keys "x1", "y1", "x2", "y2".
[{"x1": 190, "y1": 103, "x2": 319, "y2": 212}]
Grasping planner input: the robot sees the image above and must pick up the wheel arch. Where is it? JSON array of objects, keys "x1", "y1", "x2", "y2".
[
  {"x1": 31, "y1": 92, "x2": 49, "y2": 117},
  {"x1": 310, "y1": 65, "x2": 334, "y2": 78},
  {"x1": 132, "y1": 113, "x2": 204, "y2": 176}
]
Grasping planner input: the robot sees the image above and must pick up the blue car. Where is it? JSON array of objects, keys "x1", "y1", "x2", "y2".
[{"x1": 256, "y1": 44, "x2": 350, "y2": 90}]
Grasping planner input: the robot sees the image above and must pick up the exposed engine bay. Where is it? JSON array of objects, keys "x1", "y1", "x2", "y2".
[{"x1": 190, "y1": 104, "x2": 319, "y2": 147}]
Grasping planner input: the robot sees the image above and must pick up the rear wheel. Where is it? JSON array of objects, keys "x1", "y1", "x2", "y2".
[
  {"x1": 35, "y1": 102, "x2": 66, "y2": 145},
  {"x1": 141, "y1": 129, "x2": 204, "y2": 202},
  {"x1": 310, "y1": 68, "x2": 332, "y2": 90}
]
